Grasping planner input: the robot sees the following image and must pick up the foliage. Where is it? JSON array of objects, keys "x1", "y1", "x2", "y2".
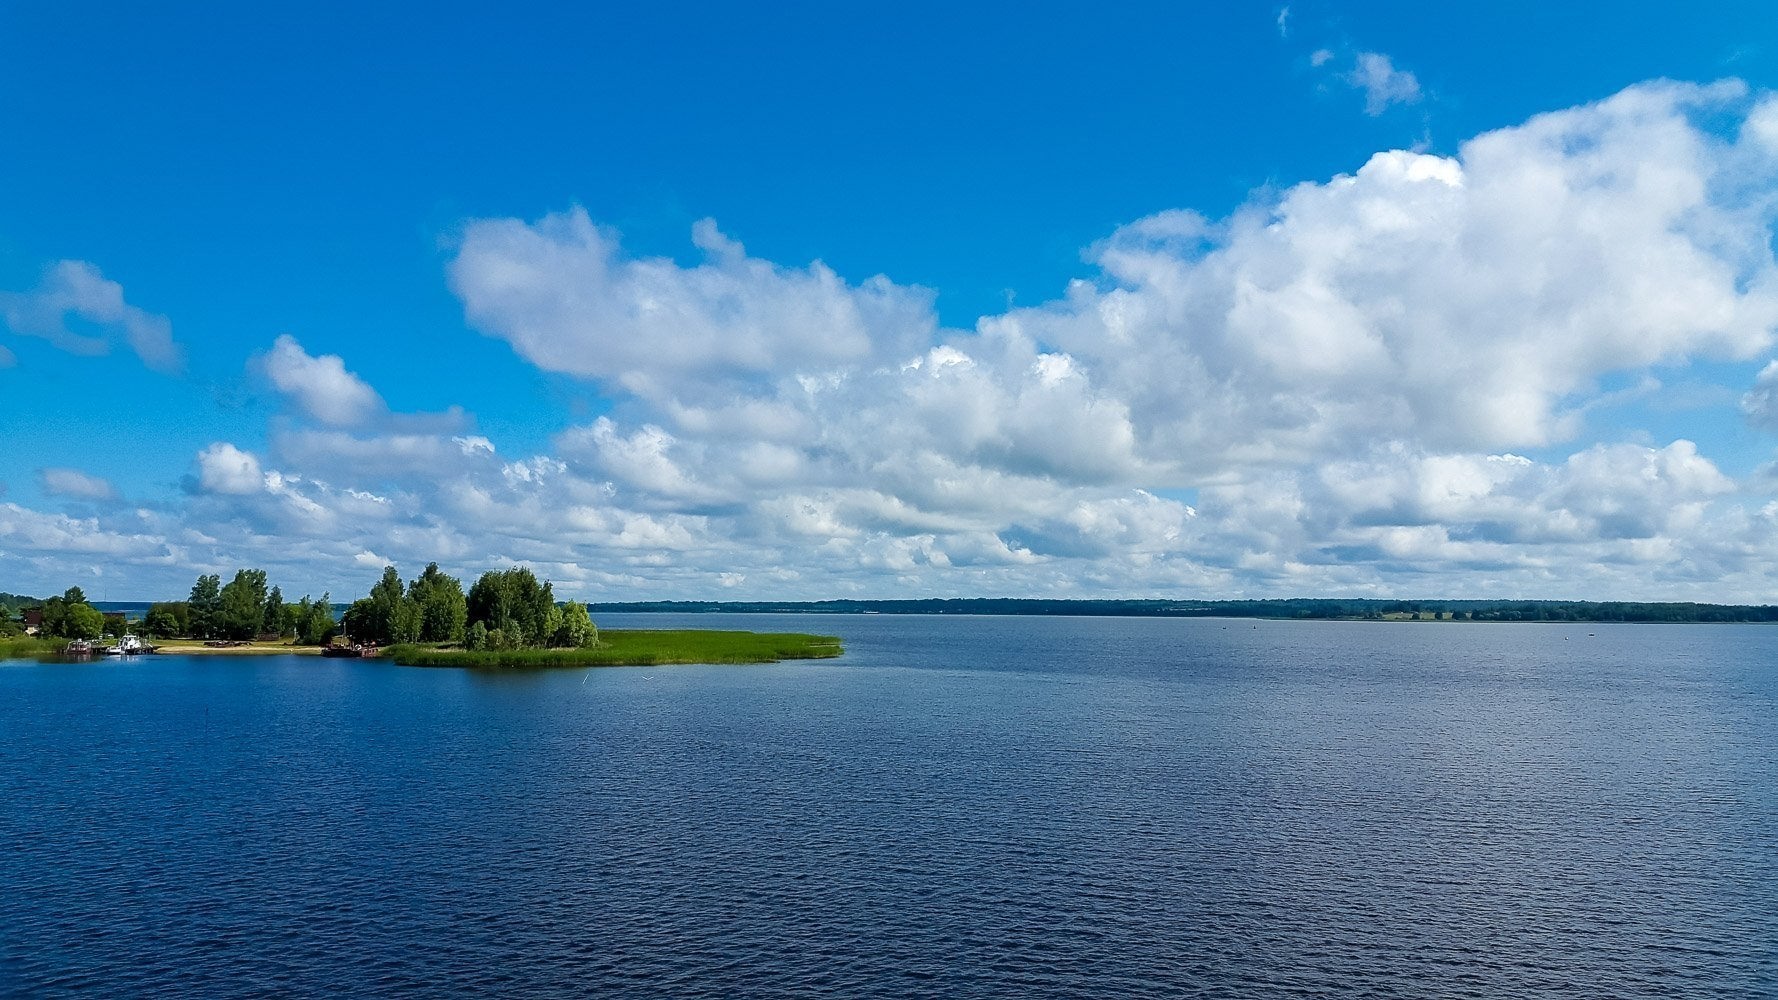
[
  {"x1": 188, "y1": 574, "x2": 222, "y2": 639},
  {"x1": 217, "y1": 569, "x2": 269, "y2": 640},
  {"x1": 588, "y1": 597, "x2": 1778, "y2": 623},
  {"x1": 0, "y1": 636, "x2": 64, "y2": 658},
  {"x1": 341, "y1": 566, "x2": 432, "y2": 645},
  {"x1": 61, "y1": 603, "x2": 105, "y2": 640},
  {"x1": 294, "y1": 593, "x2": 337, "y2": 646},
  {"x1": 263, "y1": 586, "x2": 286, "y2": 637},
  {"x1": 553, "y1": 601, "x2": 598, "y2": 648},
  {"x1": 465, "y1": 620, "x2": 489, "y2": 651},
  {"x1": 386, "y1": 630, "x2": 843, "y2": 669},
  {"x1": 143, "y1": 602, "x2": 189, "y2": 639},
  {"x1": 36, "y1": 591, "x2": 107, "y2": 639},
  {"x1": 0, "y1": 592, "x2": 42, "y2": 616},
  {"x1": 466, "y1": 566, "x2": 559, "y2": 647},
  {"x1": 408, "y1": 563, "x2": 467, "y2": 643}
]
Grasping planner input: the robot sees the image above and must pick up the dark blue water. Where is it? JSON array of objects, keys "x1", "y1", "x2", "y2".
[{"x1": 3, "y1": 616, "x2": 1775, "y2": 998}]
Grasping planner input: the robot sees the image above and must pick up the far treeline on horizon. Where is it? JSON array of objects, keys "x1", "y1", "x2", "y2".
[{"x1": 5, "y1": 579, "x2": 1778, "y2": 629}]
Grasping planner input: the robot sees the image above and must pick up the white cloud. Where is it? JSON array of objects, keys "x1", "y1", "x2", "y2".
[
  {"x1": 1276, "y1": 6, "x2": 1290, "y2": 38},
  {"x1": 1309, "y1": 48, "x2": 1334, "y2": 68},
  {"x1": 259, "y1": 334, "x2": 386, "y2": 427},
  {"x1": 194, "y1": 443, "x2": 264, "y2": 496},
  {"x1": 39, "y1": 468, "x2": 119, "y2": 502},
  {"x1": 1743, "y1": 360, "x2": 1778, "y2": 432},
  {"x1": 0, "y1": 260, "x2": 183, "y2": 373},
  {"x1": 448, "y1": 210, "x2": 937, "y2": 402},
  {"x1": 1346, "y1": 52, "x2": 1422, "y2": 115},
  {"x1": 13, "y1": 80, "x2": 1778, "y2": 603}
]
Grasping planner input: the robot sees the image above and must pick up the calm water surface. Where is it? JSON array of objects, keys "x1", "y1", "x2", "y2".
[{"x1": 2, "y1": 615, "x2": 1775, "y2": 997}]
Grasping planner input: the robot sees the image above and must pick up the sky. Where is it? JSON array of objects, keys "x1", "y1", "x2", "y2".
[{"x1": 4, "y1": 1, "x2": 1778, "y2": 603}]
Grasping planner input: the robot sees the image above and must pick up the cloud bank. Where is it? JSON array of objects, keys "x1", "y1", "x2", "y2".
[{"x1": 9, "y1": 81, "x2": 1778, "y2": 601}]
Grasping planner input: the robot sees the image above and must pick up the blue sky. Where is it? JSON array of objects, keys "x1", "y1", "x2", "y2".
[{"x1": 4, "y1": 1, "x2": 1778, "y2": 601}]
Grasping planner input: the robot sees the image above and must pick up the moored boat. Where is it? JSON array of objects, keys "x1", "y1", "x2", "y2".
[
  {"x1": 322, "y1": 641, "x2": 379, "y2": 658},
  {"x1": 104, "y1": 634, "x2": 154, "y2": 656}
]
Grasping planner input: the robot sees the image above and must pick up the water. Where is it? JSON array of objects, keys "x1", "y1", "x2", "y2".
[{"x1": 2, "y1": 615, "x2": 1775, "y2": 997}]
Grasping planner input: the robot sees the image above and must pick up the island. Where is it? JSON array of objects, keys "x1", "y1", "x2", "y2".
[{"x1": 2, "y1": 569, "x2": 843, "y2": 669}]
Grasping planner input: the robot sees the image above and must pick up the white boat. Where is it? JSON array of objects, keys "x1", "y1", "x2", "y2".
[{"x1": 105, "y1": 634, "x2": 151, "y2": 656}]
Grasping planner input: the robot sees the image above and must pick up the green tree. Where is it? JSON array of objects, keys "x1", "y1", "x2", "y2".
[
  {"x1": 465, "y1": 620, "x2": 488, "y2": 651},
  {"x1": 341, "y1": 598, "x2": 377, "y2": 642},
  {"x1": 466, "y1": 566, "x2": 555, "y2": 648},
  {"x1": 188, "y1": 574, "x2": 222, "y2": 639},
  {"x1": 143, "y1": 604, "x2": 183, "y2": 638},
  {"x1": 390, "y1": 598, "x2": 421, "y2": 643},
  {"x1": 408, "y1": 563, "x2": 468, "y2": 643},
  {"x1": 39, "y1": 597, "x2": 68, "y2": 636},
  {"x1": 217, "y1": 569, "x2": 269, "y2": 640},
  {"x1": 296, "y1": 594, "x2": 336, "y2": 646},
  {"x1": 62, "y1": 603, "x2": 104, "y2": 640},
  {"x1": 62, "y1": 586, "x2": 88, "y2": 606},
  {"x1": 553, "y1": 601, "x2": 598, "y2": 648},
  {"x1": 263, "y1": 586, "x2": 285, "y2": 637}
]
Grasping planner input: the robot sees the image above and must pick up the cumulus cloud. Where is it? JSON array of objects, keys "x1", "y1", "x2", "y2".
[
  {"x1": 11, "y1": 80, "x2": 1778, "y2": 603},
  {"x1": 194, "y1": 443, "x2": 264, "y2": 496},
  {"x1": 39, "y1": 468, "x2": 119, "y2": 502},
  {"x1": 259, "y1": 334, "x2": 386, "y2": 427},
  {"x1": 1345, "y1": 52, "x2": 1422, "y2": 115},
  {"x1": 449, "y1": 210, "x2": 937, "y2": 402},
  {"x1": 0, "y1": 260, "x2": 184, "y2": 373},
  {"x1": 433, "y1": 79, "x2": 1778, "y2": 600}
]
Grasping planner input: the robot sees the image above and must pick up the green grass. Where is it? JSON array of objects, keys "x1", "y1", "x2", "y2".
[
  {"x1": 384, "y1": 629, "x2": 844, "y2": 669},
  {"x1": 0, "y1": 636, "x2": 66, "y2": 659}
]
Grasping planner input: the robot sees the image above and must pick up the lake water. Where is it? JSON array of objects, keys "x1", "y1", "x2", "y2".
[{"x1": 2, "y1": 615, "x2": 1775, "y2": 998}]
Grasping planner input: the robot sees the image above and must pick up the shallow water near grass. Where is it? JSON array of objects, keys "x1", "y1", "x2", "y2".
[{"x1": 3, "y1": 614, "x2": 1775, "y2": 997}]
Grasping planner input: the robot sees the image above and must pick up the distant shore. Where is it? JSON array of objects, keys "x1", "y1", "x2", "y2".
[{"x1": 583, "y1": 598, "x2": 1778, "y2": 624}]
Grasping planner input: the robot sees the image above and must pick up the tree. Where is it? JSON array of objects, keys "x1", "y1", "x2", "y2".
[
  {"x1": 340, "y1": 598, "x2": 377, "y2": 643},
  {"x1": 554, "y1": 601, "x2": 598, "y2": 648},
  {"x1": 408, "y1": 563, "x2": 467, "y2": 643},
  {"x1": 39, "y1": 597, "x2": 67, "y2": 637},
  {"x1": 263, "y1": 586, "x2": 285, "y2": 637},
  {"x1": 465, "y1": 620, "x2": 489, "y2": 651},
  {"x1": 217, "y1": 569, "x2": 269, "y2": 640},
  {"x1": 295, "y1": 594, "x2": 336, "y2": 646},
  {"x1": 143, "y1": 604, "x2": 183, "y2": 639},
  {"x1": 467, "y1": 566, "x2": 554, "y2": 647},
  {"x1": 189, "y1": 574, "x2": 222, "y2": 639},
  {"x1": 62, "y1": 603, "x2": 104, "y2": 640},
  {"x1": 62, "y1": 586, "x2": 88, "y2": 606}
]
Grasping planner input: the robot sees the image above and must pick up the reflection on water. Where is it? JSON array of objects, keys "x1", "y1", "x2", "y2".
[{"x1": 3, "y1": 615, "x2": 1775, "y2": 997}]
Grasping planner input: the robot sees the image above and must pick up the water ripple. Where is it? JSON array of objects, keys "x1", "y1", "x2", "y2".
[{"x1": 3, "y1": 616, "x2": 1776, "y2": 998}]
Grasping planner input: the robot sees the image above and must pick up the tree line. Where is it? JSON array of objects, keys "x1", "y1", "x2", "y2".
[
  {"x1": 114, "y1": 563, "x2": 596, "y2": 651},
  {"x1": 338, "y1": 564, "x2": 596, "y2": 650},
  {"x1": 5, "y1": 562, "x2": 602, "y2": 653}
]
